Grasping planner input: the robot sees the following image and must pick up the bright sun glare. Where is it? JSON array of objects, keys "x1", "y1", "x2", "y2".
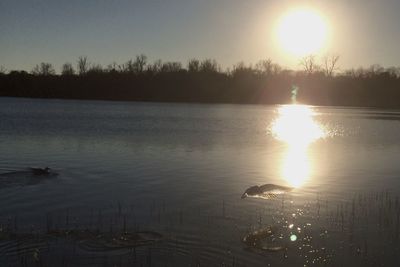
[
  {"x1": 272, "y1": 105, "x2": 324, "y2": 146},
  {"x1": 271, "y1": 105, "x2": 325, "y2": 188},
  {"x1": 277, "y1": 9, "x2": 328, "y2": 57}
]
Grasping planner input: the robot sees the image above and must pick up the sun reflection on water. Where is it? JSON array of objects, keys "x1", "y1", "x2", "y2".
[{"x1": 271, "y1": 105, "x2": 325, "y2": 188}]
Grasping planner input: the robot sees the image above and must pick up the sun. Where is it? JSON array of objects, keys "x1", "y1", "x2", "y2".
[{"x1": 276, "y1": 8, "x2": 328, "y2": 57}]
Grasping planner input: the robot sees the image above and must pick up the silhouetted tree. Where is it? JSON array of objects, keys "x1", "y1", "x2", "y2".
[
  {"x1": 161, "y1": 62, "x2": 182, "y2": 72},
  {"x1": 121, "y1": 55, "x2": 147, "y2": 74},
  {"x1": 343, "y1": 68, "x2": 358, "y2": 78},
  {"x1": 77, "y1": 56, "x2": 89, "y2": 75},
  {"x1": 367, "y1": 64, "x2": 384, "y2": 77},
  {"x1": 88, "y1": 63, "x2": 104, "y2": 74},
  {"x1": 386, "y1": 66, "x2": 400, "y2": 78},
  {"x1": 31, "y1": 62, "x2": 55, "y2": 75},
  {"x1": 271, "y1": 64, "x2": 282, "y2": 75},
  {"x1": 147, "y1": 59, "x2": 163, "y2": 73},
  {"x1": 322, "y1": 54, "x2": 340, "y2": 77},
  {"x1": 300, "y1": 55, "x2": 318, "y2": 75},
  {"x1": 255, "y1": 59, "x2": 273, "y2": 76},
  {"x1": 188, "y1": 59, "x2": 200, "y2": 72},
  {"x1": 121, "y1": 60, "x2": 134, "y2": 73},
  {"x1": 200, "y1": 59, "x2": 219, "y2": 72},
  {"x1": 134, "y1": 54, "x2": 147, "y2": 73},
  {"x1": 106, "y1": 62, "x2": 120, "y2": 73},
  {"x1": 61, "y1": 63, "x2": 75, "y2": 75},
  {"x1": 231, "y1": 62, "x2": 253, "y2": 76}
]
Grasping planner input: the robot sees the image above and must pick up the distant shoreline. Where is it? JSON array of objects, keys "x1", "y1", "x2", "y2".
[{"x1": 2, "y1": 63, "x2": 400, "y2": 109}]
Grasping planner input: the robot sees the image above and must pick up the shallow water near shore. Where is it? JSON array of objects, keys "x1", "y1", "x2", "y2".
[{"x1": 0, "y1": 97, "x2": 400, "y2": 266}]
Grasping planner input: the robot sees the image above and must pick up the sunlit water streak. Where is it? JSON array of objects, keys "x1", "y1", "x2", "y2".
[{"x1": 271, "y1": 105, "x2": 325, "y2": 188}]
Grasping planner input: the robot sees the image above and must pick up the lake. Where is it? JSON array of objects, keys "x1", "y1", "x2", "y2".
[{"x1": 0, "y1": 97, "x2": 399, "y2": 266}]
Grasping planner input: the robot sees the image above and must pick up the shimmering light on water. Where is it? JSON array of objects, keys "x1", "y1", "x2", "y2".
[
  {"x1": 272, "y1": 105, "x2": 324, "y2": 146},
  {"x1": 290, "y1": 234, "x2": 297, "y2": 242},
  {"x1": 281, "y1": 145, "x2": 310, "y2": 188},
  {"x1": 271, "y1": 105, "x2": 325, "y2": 187}
]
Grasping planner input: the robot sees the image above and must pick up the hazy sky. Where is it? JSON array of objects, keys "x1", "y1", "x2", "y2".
[{"x1": 1, "y1": 0, "x2": 400, "y2": 72}]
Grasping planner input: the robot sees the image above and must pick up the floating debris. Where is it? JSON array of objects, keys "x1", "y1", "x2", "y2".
[{"x1": 241, "y1": 184, "x2": 293, "y2": 199}]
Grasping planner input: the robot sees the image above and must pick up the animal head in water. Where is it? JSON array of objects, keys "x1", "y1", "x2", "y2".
[
  {"x1": 241, "y1": 184, "x2": 293, "y2": 199},
  {"x1": 241, "y1": 185, "x2": 261, "y2": 199},
  {"x1": 30, "y1": 167, "x2": 56, "y2": 176}
]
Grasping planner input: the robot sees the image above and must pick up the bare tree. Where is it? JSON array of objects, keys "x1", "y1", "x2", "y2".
[
  {"x1": 147, "y1": 59, "x2": 163, "y2": 73},
  {"x1": 386, "y1": 66, "x2": 400, "y2": 78},
  {"x1": 231, "y1": 62, "x2": 253, "y2": 76},
  {"x1": 187, "y1": 59, "x2": 200, "y2": 72},
  {"x1": 322, "y1": 54, "x2": 340, "y2": 77},
  {"x1": 272, "y1": 64, "x2": 282, "y2": 75},
  {"x1": 120, "y1": 55, "x2": 147, "y2": 74},
  {"x1": 134, "y1": 54, "x2": 147, "y2": 73},
  {"x1": 61, "y1": 63, "x2": 75, "y2": 75},
  {"x1": 31, "y1": 62, "x2": 55, "y2": 75},
  {"x1": 161, "y1": 62, "x2": 182, "y2": 72},
  {"x1": 199, "y1": 59, "x2": 219, "y2": 72},
  {"x1": 31, "y1": 65, "x2": 40, "y2": 75},
  {"x1": 344, "y1": 69, "x2": 355, "y2": 78},
  {"x1": 255, "y1": 59, "x2": 273, "y2": 76},
  {"x1": 88, "y1": 63, "x2": 103, "y2": 74},
  {"x1": 77, "y1": 56, "x2": 89, "y2": 75},
  {"x1": 367, "y1": 64, "x2": 384, "y2": 77},
  {"x1": 345, "y1": 67, "x2": 368, "y2": 78},
  {"x1": 231, "y1": 61, "x2": 246, "y2": 75},
  {"x1": 300, "y1": 55, "x2": 318, "y2": 75},
  {"x1": 121, "y1": 60, "x2": 134, "y2": 73},
  {"x1": 106, "y1": 62, "x2": 119, "y2": 73}
]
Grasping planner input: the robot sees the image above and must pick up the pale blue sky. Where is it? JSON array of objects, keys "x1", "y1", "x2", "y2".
[{"x1": 1, "y1": 0, "x2": 400, "y2": 72}]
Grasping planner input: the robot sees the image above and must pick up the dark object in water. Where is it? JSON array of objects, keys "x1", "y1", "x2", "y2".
[
  {"x1": 0, "y1": 167, "x2": 58, "y2": 188},
  {"x1": 242, "y1": 226, "x2": 285, "y2": 252},
  {"x1": 241, "y1": 184, "x2": 293, "y2": 199},
  {"x1": 29, "y1": 167, "x2": 51, "y2": 176}
]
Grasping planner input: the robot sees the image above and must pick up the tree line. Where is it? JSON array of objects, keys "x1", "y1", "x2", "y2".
[{"x1": 1, "y1": 54, "x2": 400, "y2": 108}]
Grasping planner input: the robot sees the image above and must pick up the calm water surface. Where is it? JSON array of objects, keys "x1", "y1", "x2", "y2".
[{"x1": 0, "y1": 97, "x2": 399, "y2": 266}]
